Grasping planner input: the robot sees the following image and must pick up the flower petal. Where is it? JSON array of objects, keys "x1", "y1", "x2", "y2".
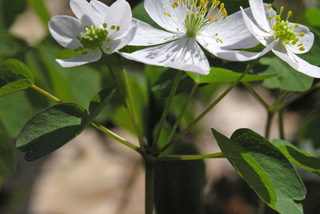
[
  {"x1": 241, "y1": 7, "x2": 273, "y2": 46},
  {"x1": 48, "y1": 15, "x2": 82, "y2": 49},
  {"x1": 273, "y1": 46, "x2": 320, "y2": 78},
  {"x1": 56, "y1": 49, "x2": 102, "y2": 67},
  {"x1": 90, "y1": 0, "x2": 109, "y2": 23},
  {"x1": 287, "y1": 24, "x2": 314, "y2": 54},
  {"x1": 103, "y1": 24, "x2": 138, "y2": 54},
  {"x1": 144, "y1": 0, "x2": 186, "y2": 33},
  {"x1": 248, "y1": 0, "x2": 271, "y2": 32},
  {"x1": 129, "y1": 19, "x2": 180, "y2": 46},
  {"x1": 120, "y1": 37, "x2": 210, "y2": 75},
  {"x1": 198, "y1": 37, "x2": 278, "y2": 61},
  {"x1": 70, "y1": 0, "x2": 99, "y2": 26},
  {"x1": 201, "y1": 8, "x2": 260, "y2": 49},
  {"x1": 104, "y1": 0, "x2": 132, "y2": 39}
]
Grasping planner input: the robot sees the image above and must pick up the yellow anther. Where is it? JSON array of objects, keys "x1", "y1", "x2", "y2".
[
  {"x1": 299, "y1": 32, "x2": 305, "y2": 37},
  {"x1": 284, "y1": 40, "x2": 290, "y2": 45},
  {"x1": 215, "y1": 18, "x2": 218, "y2": 22},
  {"x1": 107, "y1": 38, "x2": 110, "y2": 43},
  {"x1": 299, "y1": 46, "x2": 305, "y2": 51},
  {"x1": 116, "y1": 26, "x2": 120, "y2": 31},
  {"x1": 275, "y1": 31, "x2": 281, "y2": 36},
  {"x1": 268, "y1": 4, "x2": 272, "y2": 10},
  {"x1": 268, "y1": 16, "x2": 272, "y2": 20},
  {"x1": 274, "y1": 15, "x2": 281, "y2": 20},
  {"x1": 220, "y1": 3, "x2": 224, "y2": 9},
  {"x1": 111, "y1": 25, "x2": 116, "y2": 30},
  {"x1": 200, "y1": 0, "x2": 205, "y2": 6},
  {"x1": 191, "y1": 0, "x2": 194, "y2": 4},
  {"x1": 298, "y1": 43, "x2": 303, "y2": 46},
  {"x1": 197, "y1": 6, "x2": 201, "y2": 11},
  {"x1": 208, "y1": 16, "x2": 213, "y2": 22},
  {"x1": 177, "y1": 28, "x2": 179, "y2": 31},
  {"x1": 204, "y1": 7, "x2": 208, "y2": 13},
  {"x1": 280, "y1": 6, "x2": 284, "y2": 14},
  {"x1": 106, "y1": 47, "x2": 111, "y2": 51},
  {"x1": 103, "y1": 23, "x2": 107, "y2": 28},
  {"x1": 215, "y1": 1, "x2": 220, "y2": 7},
  {"x1": 287, "y1": 11, "x2": 292, "y2": 18},
  {"x1": 164, "y1": 12, "x2": 172, "y2": 17},
  {"x1": 295, "y1": 24, "x2": 299, "y2": 28}
]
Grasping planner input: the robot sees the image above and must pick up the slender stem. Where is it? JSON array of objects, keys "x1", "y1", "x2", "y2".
[
  {"x1": 108, "y1": 65, "x2": 147, "y2": 149},
  {"x1": 31, "y1": 85, "x2": 61, "y2": 103},
  {"x1": 265, "y1": 112, "x2": 274, "y2": 140},
  {"x1": 166, "y1": 83, "x2": 199, "y2": 144},
  {"x1": 151, "y1": 70, "x2": 183, "y2": 152},
  {"x1": 243, "y1": 82, "x2": 269, "y2": 110},
  {"x1": 158, "y1": 60, "x2": 258, "y2": 155},
  {"x1": 145, "y1": 162, "x2": 155, "y2": 214},
  {"x1": 158, "y1": 152, "x2": 224, "y2": 162},
  {"x1": 278, "y1": 110, "x2": 285, "y2": 140},
  {"x1": 271, "y1": 82, "x2": 320, "y2": 112},
  {"x1": 91, "y1": 122, "x2": 143, "y2": 154}
]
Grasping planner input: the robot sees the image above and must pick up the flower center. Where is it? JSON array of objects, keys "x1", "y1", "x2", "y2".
[
  {"x1": 268, "y1": 4, "x2": 305, "y2": 51},
  {"x1": 77, "y1": 24, "x2": 109, "y2": 50},
  {"x1": 167, "y1": 0, "x2": 227, "y2": 37}
]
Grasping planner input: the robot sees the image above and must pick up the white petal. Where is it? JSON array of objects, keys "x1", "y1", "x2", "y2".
[
  {"x1": 198, "y1": 37, "x2": 278, "y2": 61},
  {"x1": 248, "y1": 0, "x2": 271, "y2": 32},
  {"x1": 104, "y1": 0, "x2": 132, "y2": 39},
  {"x1": 201, "y1": 8, "x2": 260, "y2": 49},
  {"x1": 48, "y1": 15, "x2": 82, "y2": 49},
  {"x1": 70, "y1": 0, "x2": 99, "y2": 26},
  {"x1": 272, "y1": 46, "x2": 320, "y2": 78},
  {"x1": 241, "y1": 7, "x2": 273, "y2": 46},
  {"x1": 90, "y1": 0, "x2": 109, "y2": 23},
  {"x1": 287, "y1": 24, "x2": 314, "y2": 54},
  {"x1": 120, "y1": 37, "x2": 210, "y2": 75},
  {"x1": 103, "y1": 24, "x2": 138, "y2": 54},
  {"x1": 144, "y1": 0, "x2": 186, "y2": 33},
  {"x1": 56, "y1": 49, "x2": 102, "y2": 67},
  {"x1": 129, "y1": 19, "x2": 180, "y2": 46}
]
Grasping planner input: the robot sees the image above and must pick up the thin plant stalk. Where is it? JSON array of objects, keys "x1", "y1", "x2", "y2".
[{"x1": 145, "y1": 163, "x2": 155, "y2": 214}]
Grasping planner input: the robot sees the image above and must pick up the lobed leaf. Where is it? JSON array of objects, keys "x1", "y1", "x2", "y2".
[
  {"x1": 188, "y1": 67, "x2": 276, "y2": 84},
  {"x1": 0, "y1": 59, "x2": 35, "y2": 97},
  {"x1": 212, "y1": 128, "x2": 306, "y2": 214},
  {"x1": 273, "y1": 139, "x2": 320, "y2": 175}
]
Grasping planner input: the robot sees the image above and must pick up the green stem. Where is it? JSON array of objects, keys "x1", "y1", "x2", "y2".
[
  {"x1": 271, "y1": 82, "x2": 320, "y2": 112},
  {"x1": 145, "y1": 162, "x2": 155, "y2": 214},
  {"x1": 108, "y1": 65, "x2": 147, "y2": 149},
  {"x1": 91, "y1": 122, "x2": 143, "y2": 154},
  {"x1": 158, "y1": 60, "x2": 258, "y2": 155},
  {"x1": 265, "y1": 112, "x2": 274, "y2": 140},
  {"x1": 151, "y1": 70, "x2": 183, "y2": 153},
  {"x1": 31, "y1": 85, "x2": 61, "y2": 103},
  {"x1": 166, "y1": 83, "x2": 199, "y2": 145},
  {"x1": 158, "y1": 152, "x2": 224, "y2": 162},
  {"x1": 278, "y1": 110, "x2": 285, "y2": 140},
  {"x1": 243, "y1": 82, "x2": 269, "y2": 110}
]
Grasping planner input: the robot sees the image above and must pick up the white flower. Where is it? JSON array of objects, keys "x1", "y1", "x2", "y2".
[
  {"x1": 120, "y1": 0, "x2": 266, "y2": 75},
  {"x1": 242, "y1": 0, "x2": 320, "y2": 78},
  {"x1": 48, "y1": 0, "x2": 136, "y2": 67}
]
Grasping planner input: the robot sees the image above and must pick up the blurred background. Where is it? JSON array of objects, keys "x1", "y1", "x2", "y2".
[{"x1": 0, "y1": 0, "x2": 320, "y2": 213}]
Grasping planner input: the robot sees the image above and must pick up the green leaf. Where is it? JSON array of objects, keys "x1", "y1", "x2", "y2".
[
  {"x1": 0, "y1": 59, "x2": 35, "y2": 97},
  {"x1": 86, "y1": 87, "x2": 115, "y2": 122},
  {"x1": 0, "y1": 123, "x2": 16, "y2": 177},
  {"x1": 56, "y1": 48, "x2": 85, "y2": 60},
  {"x1": 27, "y1": 0, "x2": 51, "y2": 27},
  {"x1": 16, "y1": 103, "x2": 88, "y2": 161},
  {"x1": 187, "y1": 67, "x2": 276, "y2": 84},
  {"x1": 0, "y1": 31, "x2": 25, "y2": 58},
  {"x1": 0, "y1": 89, "x2": 48, "y2": 137},
  {"x1": 212, "y1": 128, "x2": 306, "y2": 214},
  {"x1": 305, "y1": 8, "x2": 320, "y2": 28},
  {"x1": 154, "y1": 142, "x2": 206, "y2": 214},
  {"x1": 16, "y1": 88, "x2": 115, "y2": 161},
  {"x1": 260, "y1": 57, "x2": 313, "y2": 92},
  {"x1": 273, "y1": 139, "x2": 320, "y2": 175}
]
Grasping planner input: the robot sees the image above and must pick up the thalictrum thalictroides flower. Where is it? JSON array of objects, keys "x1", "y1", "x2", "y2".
[
  {"x1": 120, "y1": 0, "x2": 270, "y2": 75},
  {"x1": 242, "y1": 0, "x2": 320, "y2": 78},
  {"x1": 49, "y1": 0, "x2": 136, "y2": 67}
]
